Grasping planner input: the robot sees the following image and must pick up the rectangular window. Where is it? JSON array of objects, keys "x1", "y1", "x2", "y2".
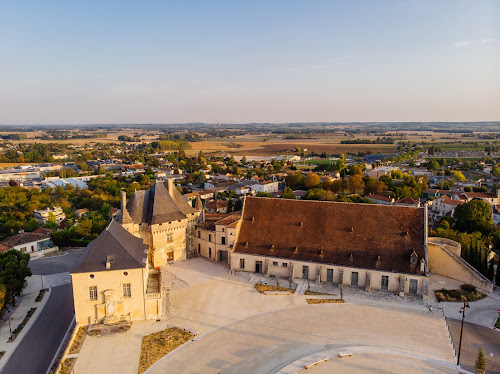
[
  {"x1": 123, "y1": 283, "x2": 131, "y2": 298},
  {"x1": 240, "y1": 258, "x2": 245, "y2": 269},
  {"x1": 282, "y1": 262, "x2": 288, "y2": 268},
  {"x1": 89, "y1": 286, "x2": 98, "y2": 301},
  {"x1": 167, "y1": 233, "x2": 173, "y2": 242},
  {"x1": 221, "y1": 237, "x2": 226, "y2": 245},
  {"x1": 197, "y1": 231, "x2": 200, "y2": 238},
  {"x1": 209, "y1": 234, "x2": 212, "y2": 242},
  {"x1": 381, "y1": 275, "x2": 389, "y2": 291},
  {"x1": 272, "y1": 261, "x2": 278, "y2": 266}
]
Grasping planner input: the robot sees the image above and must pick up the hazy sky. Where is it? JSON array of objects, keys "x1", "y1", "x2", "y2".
[{"x1": 1, "y1": 0, "x2": 499, "y2": 125}]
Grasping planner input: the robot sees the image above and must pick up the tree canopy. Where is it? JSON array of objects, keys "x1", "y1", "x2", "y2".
[{"x1": 453, "y1": 200, "x2": 493, "y2": 235}]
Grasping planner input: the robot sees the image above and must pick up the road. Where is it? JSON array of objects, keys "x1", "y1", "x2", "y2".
[
  {"x1": 1, "y1": 249, "x2": 83, "y2": 374},
  {"x1": 447, "y1": 318, "x2": 500, "y2": 374},
  {"x1": 1, "y1": 284, "x2": 74, "y2": 374}
]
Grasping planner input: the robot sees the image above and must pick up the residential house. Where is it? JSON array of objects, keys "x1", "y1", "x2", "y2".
[
  {"x1": 34, "y1": 206, "x2": 66, "y2": 225},
  {"x1": 365, "y1": 194, "x2": 395, "y2": 205},
  {"x1": 1, "y1": 231, "x2": 58, "y2": 257},
  {"x1": 205, "y1": 200, "x2": 228, "y2": 213},
  {"x1": 194, "y1": 212, "x2": 241, "y2": 263}
]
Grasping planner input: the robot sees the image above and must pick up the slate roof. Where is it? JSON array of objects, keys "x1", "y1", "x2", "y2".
[
  {"x1": 234, "y1": 197, "x2": 426, "y2": 275},
  {"x1": 125, "y1": 180, "x2": 198, "y2": 225},
  {"x1": 2, "y1": 232, "x2": 51, "y2": 247},
  {"x1": 71, "y1": 220, "x2": 148, "y2": 274}
]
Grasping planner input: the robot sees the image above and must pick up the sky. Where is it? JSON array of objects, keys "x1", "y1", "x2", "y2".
[{"x1": 0, "y1": 0, "x2": 499, "y2": 125}]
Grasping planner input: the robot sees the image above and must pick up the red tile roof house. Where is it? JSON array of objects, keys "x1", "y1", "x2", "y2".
[
  {"x1": 231, "y1": 197, "x2": 429, "y2": 297},
  {"x1": 1, "y1": 231, "x2": 58, "y2": 257},
  {"x1": 205, "y1": 200, "x2": 229, "y2": 214},
  {"x1": 365, "y1": 194, "x2": 395, "y2": 205}
]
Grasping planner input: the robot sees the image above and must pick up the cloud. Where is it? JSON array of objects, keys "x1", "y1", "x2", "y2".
[
  {"x1": 454, "y1": 41, "x2": 472, "y2": 48},
  {"x1": 480, "y1": 38, "x2": 496, "y2": 45}
]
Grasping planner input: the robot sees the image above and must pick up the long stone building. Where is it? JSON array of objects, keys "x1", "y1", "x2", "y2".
[{"x1": 231, "y1": 197, "x2": 429, "y2": 296}]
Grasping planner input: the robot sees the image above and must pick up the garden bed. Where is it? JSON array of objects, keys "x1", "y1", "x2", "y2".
[
  {"x1": 8, "y1": 307, "x2": 37, "y2": 342},
  {"x1": 0, "y1": 351, "x2": 4, "y2": 360},
  {"x1": 306, "y1": 299, "x2": 345, "y2": 304},
  {"x1": 59, "y1": 357, "x2": 76, "y2": 374},
  {"x1": 69, "y1": 326, "x2": 89, "y2": 354},
  {"x1": 254, "y1": 282, "x2": 295, "y2": 294},
  {"x1": 35, "y1": 288, "x2": 49, "y2": 302},
  {"x1": 495, "y1": 317, "x2": 500, "y2": 330},
  {"x1": 304, "y1": 291, "x2": 335, "y2": 296},
  {"x1": 138, "y1": 327, "x2": 194, "y2": 374},
  {"x1": 435, "y1": 284, "x2": 486, "y2": 302}
]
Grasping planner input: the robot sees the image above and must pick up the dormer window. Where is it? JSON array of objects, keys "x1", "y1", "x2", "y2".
[{"x1": 410, "y1": 250, "x2": 418, "y2": 265}]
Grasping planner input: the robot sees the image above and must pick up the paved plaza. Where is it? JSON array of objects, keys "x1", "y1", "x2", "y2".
[{"x1": 72, "y1": 258, "x2": 461, "y2": 374}]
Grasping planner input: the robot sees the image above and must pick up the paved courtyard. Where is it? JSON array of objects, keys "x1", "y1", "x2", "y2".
[
  {"x1": 74, "y1": 258, "x2": 459, "y2": 374},
  {"x1": 147, "y1": 303, "x2": 455, "y2": 374}
]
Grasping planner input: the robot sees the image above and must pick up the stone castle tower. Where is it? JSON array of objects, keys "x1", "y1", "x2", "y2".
[{"x1": 119, "y1": 179, "x2": 203, "y2": 268}]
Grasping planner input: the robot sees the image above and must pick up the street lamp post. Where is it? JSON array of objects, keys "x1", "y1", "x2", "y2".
[
  {"x1": 457, "y1": 298, "x2": 470, "y2": 365},
  {"x1": 41, "y1": 272, "x2": 44, "y2": 289},
  {"x1": 8, "y1": 317, "x2": 12, "y2": 341}
]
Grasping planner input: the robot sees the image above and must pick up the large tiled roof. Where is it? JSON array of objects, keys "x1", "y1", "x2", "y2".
[
  {"x1": 71, "y1": 220, "x2": 148, "y2": 274},
  {"x1": 2, "y1": 232, "x2": 51, "y2": 247},
  {"x1": 125, "y1": 180, "x2": 198, "y2": 225},
  {"x1": 234, "y1": 197, "x2": 426, "y2": 275}
]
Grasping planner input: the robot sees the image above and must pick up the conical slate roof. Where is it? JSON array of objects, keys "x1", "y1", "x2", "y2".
[
  {"x1": 126, "y1": 180, "x2": 198, "y2": 225},
  {"x1": 71, "y1": 220, "x2": 148, "y2": 274}
]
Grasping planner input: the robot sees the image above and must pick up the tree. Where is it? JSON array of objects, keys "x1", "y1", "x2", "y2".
[
  {"x1": 364, "y1": 177, "x2": 387, "y2": 195},
  {"x1": 427, "y1": 161, "x2": 440, "y2": 171},
  {"x1": 281, "y1": 187, "x2": 296, "y2": 199},
  {"x1": 0, "y1": 250, "x2": 32, "y2": 306},
  {"x1": 0, "y1": 284, "x2": 6, "y2": 310},
  {"x1": 487, "y1": 259, "x2": 495, "y2": 281},
  {"x1": 496, "y1": 260, "x2": 500, "y2": 286},
  {"x1": 8, "y1": 179, "x2": 18, "y2": 187},
  {"x1": 348, "y1": 174, "x2": 364, "y2": 194},
  {"x1": 475, "y1": 347, "x2": 486, "y2": 374},
  {"x1": 453, "y1": 200, "x2": 493, "y2": 235},
  {"x1": 451, "y1": 170, "x2": 466, "y2": 181},
  {"x1": 44, "y1": 212, "x2": 58, "y2": 229},
  {"x1": 233, "y1": 199, "x2": 243, "y2": 211},
  {"x1": 227, "y1": 198, "x2": 233, "y2": 212},
  {"x1": 286, "y1": 172, "x2": 304, "y2": 189},
  {"x1": 304, "y1": 172, "x2": 320, "y2": 189},
  {"x1": 256, "y1": 192, "x2": 273, "y2": 198}
]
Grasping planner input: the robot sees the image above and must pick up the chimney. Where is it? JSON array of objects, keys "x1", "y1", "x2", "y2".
[
  {"x1": 106, "y1": 261, "x2": 111, "y2": 270},
  {"x1": 167, "y1": 178, "x2": 175, "y2": 198},
  {"x1": 120, "y1": 191, "x2": 127, "y2": 211},
  {"x1": 119, "y1": 191, "x2": 132, "y2": 224}
]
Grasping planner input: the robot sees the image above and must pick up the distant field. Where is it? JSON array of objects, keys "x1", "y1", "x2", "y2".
[{"x1": 1, "y1": 128, "x2": 497, "y2": 157}]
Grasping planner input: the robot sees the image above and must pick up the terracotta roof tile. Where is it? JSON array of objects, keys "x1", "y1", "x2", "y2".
[{"x1": 234, "y1": 197, "x2": 426, "y2": 275}]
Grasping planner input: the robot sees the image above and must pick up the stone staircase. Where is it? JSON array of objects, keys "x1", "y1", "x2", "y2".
[
  {"x1": 146, "y1": 271, "x2": 160, "y2": 295},
  {"x1": 294, "y1": 279, "x2": 309, "y2": 295}
]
